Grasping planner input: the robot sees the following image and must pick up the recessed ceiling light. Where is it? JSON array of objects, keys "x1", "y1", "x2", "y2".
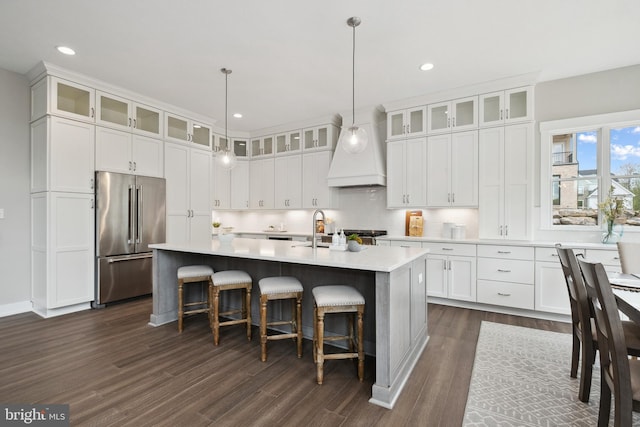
[
  {"x1": 233, "y1": 113, "x2": 242, "y2": 118},
  {"x1": 56, "y1": 46, "x2": 76, "y2": 55},
  {"x1": 419, "y1": 63, "x2": 434, "y2": 71}
]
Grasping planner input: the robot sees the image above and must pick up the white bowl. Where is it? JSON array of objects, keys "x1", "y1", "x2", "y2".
[{"x1": 219, "y1": 233, "x2": 235, "y2": 243}]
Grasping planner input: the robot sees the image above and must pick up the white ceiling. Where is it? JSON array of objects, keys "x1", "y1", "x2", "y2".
[{"x1": 1, "y1": 0, "x2": 639, "y2": 132}]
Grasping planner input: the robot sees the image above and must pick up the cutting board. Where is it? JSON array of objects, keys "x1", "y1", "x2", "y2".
[{"x1": 405, "y1": 210, "x2": 423, "y2": 236}]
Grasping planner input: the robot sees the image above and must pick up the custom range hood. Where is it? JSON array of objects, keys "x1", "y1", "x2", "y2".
[{"x1": 327, "y1": 107, "x2": 387, "y2": 187}]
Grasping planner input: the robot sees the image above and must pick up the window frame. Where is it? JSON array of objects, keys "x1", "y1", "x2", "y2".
[{"x1": 540, "y1": 109, "x2": 640, "y2": 231}]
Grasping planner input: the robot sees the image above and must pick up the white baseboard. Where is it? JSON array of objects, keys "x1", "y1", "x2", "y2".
[
  {"x1": 32, "y1": 302, "x2": 91, "y2": 318},
  {"x1": 0, "y1": 300, "x2": 33, "y2": 318}
]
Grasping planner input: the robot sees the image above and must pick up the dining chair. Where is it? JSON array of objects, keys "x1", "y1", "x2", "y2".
[
  {"x1": 556, "y1": 244, "x2": 640, "y2": 403},
  {"x1": 617, "y1": 242, "x2": 640, "y2": 274},
  {"x1": 578, "y1": 259, "x2": 640, "y2": 427}
]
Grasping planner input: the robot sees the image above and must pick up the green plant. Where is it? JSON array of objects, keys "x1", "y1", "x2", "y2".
[
  {"x1": 598, "y1": 186, "x2": 625, "y2": 223},
  {"x1": 213, "y1": 221, "x2": 221, "y2": 228},
  {"x1": 347, "y1": 234, "x2": 362, "y2": 244}
]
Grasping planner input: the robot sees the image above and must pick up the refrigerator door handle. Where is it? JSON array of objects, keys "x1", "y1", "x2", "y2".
[
  {"x1": 128, "y1": 184, "x2": 135, "y2": 244},
  {"x1": 107, "y1": 253, "x2": 153, "y2": 263},
  {"x1": 136, "y1": 185, "x2": 142, "y2": 244}
]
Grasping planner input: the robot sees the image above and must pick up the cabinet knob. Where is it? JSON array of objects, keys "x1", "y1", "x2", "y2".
[
  {"x1": 505, "y1": 108, "x2": 509, "y2": 119},
  {"x1": 128, "y1": 118, "x2": 132, "y2": 127}
]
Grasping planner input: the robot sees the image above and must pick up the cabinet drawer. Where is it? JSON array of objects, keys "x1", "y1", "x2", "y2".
[
  {"x1": 584, "y1": 249, "x2": 621, "y2": 267},
  {"x1": 477, "y1": 280, "x2": 534, "y2": 310},
  {"x1": 422, "y1": 242, "x2": 476, "y2": 256},
  {"x1": 535, "y1": 246, "x2": 585, "y2": 262},
  {"x1": 477, "y1": 244, "x2": 533, "y2": 260},
  {"x1": 477, "y1": 258, "x2": 534, "y2": 284},
  {"x1": 390, "y1": 240, "x2": 422, "y2": 248}
]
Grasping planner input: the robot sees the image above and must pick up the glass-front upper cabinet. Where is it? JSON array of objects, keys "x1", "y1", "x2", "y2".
[
  {"x1": 427, "y1": 97, "x2": 477, "y2": 134},
  {"x1": 165, "y1": 113, "x2": 211, "y2": 149},
  {"x1": 251, "y1": 136, "x2": 274, "y2": 158},
  {"x1": 479, "y1": 87, "x2": 533, "y2": 127},
  {"x1": 191, "y1": 122, "x2": 211, "y2": 148},
  {"x1": 303, "y1": 125, "x2": 338, "y2": 151},
  {"x1": 276, "y1": 130, "x2": 302, "y2": 155},
  {"x1": 96, "y1": 91, "x2": 163, "y2": 137},
  {"x1": 34, "y1": 77, "x2": 96, "y2": 122},
  {"x1": 386, "y1": 107, "x2": 426, "y2": 140},
  {"x1": 233, "y1": 138, "x2": 248, "y2": 157}
]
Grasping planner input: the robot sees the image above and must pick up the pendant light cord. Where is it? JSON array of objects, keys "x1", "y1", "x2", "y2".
[
  {"x1": 352, "y1": 22, "x2": 356, "y2": 127},
  {"x1": 225, "y1": 72, "x2": 228, "y2": 144}
]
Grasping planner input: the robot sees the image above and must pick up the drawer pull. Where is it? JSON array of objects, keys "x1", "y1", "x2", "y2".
[
  {"x1": 442, "y1": 247, "x2": 454, "y2": 251},
  {"x1": 497, "y1": 251, "x2": 511, "y2": 254},
  {"x1": 497, "y1": 269, "x2": 511, "y2": 273},
  {"x1": 551, "y1": 254, "x2": 559, "y2": 257},
  {"x1": 497, "y1": 292, "x2": 511, "y2": 297},
  {"x1": 614, "y1": 256, "x2": 620, "y2": 260}
]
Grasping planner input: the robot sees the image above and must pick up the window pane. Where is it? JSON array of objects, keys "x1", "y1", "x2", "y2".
[
  {"x1": 552, "y1": 179, "x2": 598, "y2": 226},
  {"x1": 551, "y1": 131, "x2": 598, "y2": 179},
  {"x1": 610, "y1": 125, "x2": 640, "y2": 212}
]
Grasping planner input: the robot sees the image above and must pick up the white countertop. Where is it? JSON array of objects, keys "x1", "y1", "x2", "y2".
[
  {"x1": 150, "y1": 238, "x2": 429, "y2": 273},
  {"x1": 376, "y1": 235, "x2": 620, "y2": 250}
]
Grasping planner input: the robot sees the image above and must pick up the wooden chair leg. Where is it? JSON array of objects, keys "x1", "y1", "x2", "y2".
[
  {"x1": 245, "y1": 287, "x2": 252, "y2": 341},
  {"x1": 178, "y1": 281, "x2": 184, "y2": 333},
  {"x1": 316, "y1": 308, "x2": 325, "y2": 385},
  {"x1": 598, "y1": 368, "x2": 611, "y2": 427},
  {"x1": 357, "y1": 309, "x2": 364, "y2": 382},
  {"x1": 212, "y1": 287, "x2": 221, "y2": 345},
  {"x1": 260, "y1": 295, "x2": 268, "y2": 362},
  {"x1": 578, "y1": 339, "x2": 593, "y2": 403},
  {"x1": 296, "y1": 295, "x2": 303, "y2": 358},
  {"x1": 570, "y1": 333, "x2": 580, "y2": 378}
]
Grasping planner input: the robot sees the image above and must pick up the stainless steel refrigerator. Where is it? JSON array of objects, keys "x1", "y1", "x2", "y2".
[{"x1": 94, "y1": 171, "x2": 166, "y2": 306}]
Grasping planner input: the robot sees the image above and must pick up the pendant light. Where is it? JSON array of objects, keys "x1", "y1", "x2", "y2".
[
  {"x1": 216, "y1": 68, "x2": 237, "y2": 169},
  {"x1": 340, "y1": 16, "x2": 368, "y2": 154}
]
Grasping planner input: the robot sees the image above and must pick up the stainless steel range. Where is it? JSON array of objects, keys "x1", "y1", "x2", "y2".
[{"x1": 321, "y1": 229, "x2": 387, "y2": 245}]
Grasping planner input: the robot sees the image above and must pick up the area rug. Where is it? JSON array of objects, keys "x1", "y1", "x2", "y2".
[{"x1": 462, "y1": 321, "x2": 640, "y2": 426}]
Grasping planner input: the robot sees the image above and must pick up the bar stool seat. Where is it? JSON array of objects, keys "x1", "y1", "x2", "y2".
[
  {"x1": 177, "y1": 265, "x2": 214, "y2": 333},
  {"x1": 210, "y1": 270, "x2": 253, "y2": 345},
  {"x1": 258, "y1": 276, "x2": 303, "y2": 362},
  {"x1": 312, "y1": 285, "x2": 365, "y2": 384}
]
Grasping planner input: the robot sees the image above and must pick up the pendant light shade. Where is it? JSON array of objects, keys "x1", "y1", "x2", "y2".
[
  {"x1": 340, "y1": 16, "x2": 368, "y2": 154},
  {"x1": 216, "y1": 68, "x2": 237, "y2": 170}
]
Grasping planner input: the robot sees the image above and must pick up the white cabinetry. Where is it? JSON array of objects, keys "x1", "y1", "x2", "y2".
[
  {"x1": 275, "y1": 130, "x2": 302, "y2": 155},
  {"x1": 386, "y1": 107, "x2": 426, "y2": 140},
  {"x1": 387, "y1": 138, "x2": 427, "y2": 207},
  {"x1": 31, "y1": 76, "x2": 95, "y2": 123},
  {"x1": 303, "y1": 124, "x2": 338, "y2": 151},
  {"x1": 274, "y1": 155, "x2": 302, "y2": 209},
  {"x1": 96, "y1": 91, "x2": 163, "y2": 137},
  {"x1": 251, "y1": 136, "x2": 274, "y2": 158},
  {"x1": 302, "y1": 151, "x2": 338, "y2": 209},
  {"x1": 165, "y1": 143, "x2": 211, "y2": 245},
  {"x1": 426, "y1": 131, "x2": 478, "y2": 207},
  {"x1": 249, "y1": 158, "x2": 275, "y2": 209},
  {"x1": 477, "y1": 245, "x2": 534, "y2": 310},
  {"x1": 479, "y1": 87, "x2": 533, "y2": 127},
  {"x1": 479, "y1": 124, "x2": 533, "y2": 240},
  {"x1": 31, "y1": 192, "x2": 95, "y2": 316},
  {"x1": 427, "y1": 97, "x2": 477, "y2": 134},
  {"x1": 231, "y1": 160, "x2": 250, "y2": 210},
  {"x1": 534, "y1": 247, "x2": 580, "y2": 315},
  {"x1": 95, "y1": 127, "x2": 163, "y2": 177},
  {"x1": 422, "y1": 242, "x2": 477, "y2": 302},
  {"x1": 31, "y1": 116, "x2": 95, "y2": 194},
  {"x1": 211, "y1": 159, "x2": 249, "y2": 210},
  {"x1": 165, "y1": 113, "x2": 211, "y2": 149}
]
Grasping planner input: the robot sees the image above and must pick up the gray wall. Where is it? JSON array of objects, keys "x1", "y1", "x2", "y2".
[{"x1": 0, "y1": 68, "x2": 30, "y2": 310}]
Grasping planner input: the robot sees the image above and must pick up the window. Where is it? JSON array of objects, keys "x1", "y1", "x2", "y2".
[{"x1": 540, "y1": 111, "x2": 640, "y2": 229}]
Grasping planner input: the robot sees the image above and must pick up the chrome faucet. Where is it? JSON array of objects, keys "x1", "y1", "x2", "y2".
[{"x1": 312, "y1": 209, "x2": 325, "y2": 249}]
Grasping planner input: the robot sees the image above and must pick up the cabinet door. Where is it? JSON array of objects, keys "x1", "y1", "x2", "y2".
[
  {"x1": 274, "y1": 155, "x2": 302, "y2": 208},
  {"x1": 450, "y1": 131, "x2": 478, "y2": 206},
  {"x1": 95, "y1": 126, "x2": 132, "y2": 174},
  {"x1": 165, "y1": 114, "x2": 190, "y2": 143},
  {"x1": 212, "y1": 162, "x2": 230, "y2": 210},
  {"x1": 50, "y1": 77, "x2": 95, "y2": 122},
  {"x1": 164, "y1": 143, "x2": 189, "y2": 243},
  {"x1": 192, "y1": 122, "x2": 211, "y2": 149},
  {"x1": 479, "y1": 91, "x2": 504, "y2": 127},
  {"x1": 426, "y1": 134, "x2": 450, "y2": 207},
  {"x1": 478, "y1": 127, "x2": 505, "y2": 239},
  {"x1": 426, "y1": 255, "x2": 447, "y2": 297},
  {"x1": 190, "y1": 149, "x2": 211, "y2": 216},
  {"x1": 230, "y1": 161, "x2": 249, "y2": 209},
  {"x1": 504, "y1": 87, "x2": 532, "y2": 124},
  {"x1": 250, "y1": 158, "x2": 274, "y2": 209},
  {"x1": 232, "y1": 138, "x2": 249, "y2": 158},
  {"x1": 503, "y1": 124, "x2": 531, "y2": 240},
  {"x1": 49, "y1": 192, "x2": 95, "y2": 307},
  {"x1": 302, "y1": 151, "x2": 335, "y2": 208},
  {"x1": 406, "y1": 107, "x2": 427, "y2": 137},
  {"x1": 386, "y1": 140, "x2": 406, "y2": 208},
  {"x1": 534, "y1": 261, "x2": 570, "y2": 315},
  {"x1": 132, "y1": 135, "x2": 164, "y2": 178},
  {"x1": 428, "y1": 102, "x2": 450, "y2": 134},
  {"x1": 387, "y1": 110, "x2": 406, "y2": 140},
  {"x1": 96, "y1": 92, "x2": 130, "y2": 130},
  {"x1": 50, "y1": 116, "x2": 95, "y2": 193},
  {"x1": 404, "y1": 138, "x2": 427, "y2": 206},
  {"x1": 133, "y1": 103, "x2": 162, "y2": 137},
  {"x1": 448, "y1": 256, "x2": 477, "y2": 302},
  {"x1": 451, "y1": 97, "x2": 477, "y2": 131}
]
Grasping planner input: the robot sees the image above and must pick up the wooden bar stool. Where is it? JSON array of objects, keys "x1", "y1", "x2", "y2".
[
  {"x1": 312, "y1": 285, "x2": 365, "y2": 384},
  {"x1": 177, "y1": 265, "x2": 214, "y2": 333},
  {"x1": 258, "y1": 276, "x2": 303, "y2": 362},
  {"x1": 210, "y1": 270, "x2": 253, "y2": 345}
]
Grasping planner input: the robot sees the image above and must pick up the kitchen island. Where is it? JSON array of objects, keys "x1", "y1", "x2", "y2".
[{"x1": 149, "y1": 238, "x2": 429, "y2": 409}]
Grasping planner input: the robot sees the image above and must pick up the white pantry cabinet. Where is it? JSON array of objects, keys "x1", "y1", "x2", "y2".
[
  {"x1": 386, "y1": 107, "x2": 427, "y2": 140},
  {"x1": 249, "y1": 158, "x2": 275, "y2": 209},
  {"x1": 302, "y1": 151, "x2": 338, "y2": 209},
  {"x1": 426, "y1": 131, "x2": 478, "y2": 207},
  {"x1": 230, "y1": 160, "x2": 250, "y2": 210},
  {"x1": 479, "y1": 87, "x2": 533, "y2": 127},
  {"x1": 387, "y1": 137, "x2": 427, "y2": 208},
  {"x1": 31, "y1": 76, "x2": 95, "y2": 123},
  {"x1": 96, "y1": 91, "x2": 163, "y2": 138},
  {"x1": 165, "y1": 113, "x2": 211, "y2": 149},
  {"x1": 165, "y1": 142, "x2": 211, "y2": 245},
  {"x1": 95, "y1": 127, "x2": 163, "y2": 177},
  {"x1": 274, "y1": 155, "x2": 302, "y2": 208},
  {"x1": 31, "y1": 192, "x2": 95, "y2": 316},
  {"x1": 478, "y1": 124, "x2": 533, "y2": 240},
  {"x1": 427, "y1": 96, "x2": 477, "y2": 135},
  {"x1": 30, "y1": 116, "x2": 95, "y2": 194},
  {"x1": 302, "y1": 124, "x2": 338, "y2": 152}
]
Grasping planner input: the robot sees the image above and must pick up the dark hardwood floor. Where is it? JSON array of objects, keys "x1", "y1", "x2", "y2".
[{"x1": 0, "y1": 298, "x2": 571, "y2": 426}]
